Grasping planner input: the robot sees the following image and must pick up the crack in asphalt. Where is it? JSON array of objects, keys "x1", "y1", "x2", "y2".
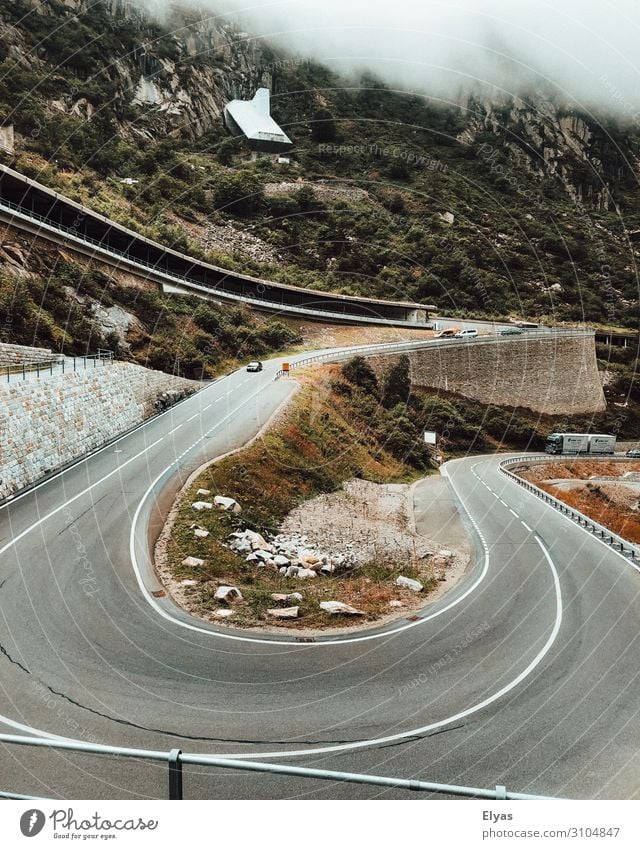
[
  {"x1": 0, "y1": 642, "x2": 31, "y2": 675},
  {"x1": 44, "y1": 685, "x2": 370, "y2": 746},
  {"x1": 376, "y1": 723, "x2": 465, "y2": 750}
]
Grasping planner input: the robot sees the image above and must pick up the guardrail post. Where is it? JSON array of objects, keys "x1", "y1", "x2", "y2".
[
  {"x1": 168, "y1": 748, "x2": 183, "y2": 800},
  {"x1": 495, "y1": 785, "x2": 507, "y2": 800}
]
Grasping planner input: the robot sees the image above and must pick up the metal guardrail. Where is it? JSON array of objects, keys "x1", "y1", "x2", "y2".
[
  {"x1": 0, "y1": 200, "x2": 433, "y2": 328},
  {"x1": 500, "y1": 456, "x2": 640, "y2": 563},
  {"x1": 0, "y1": 733, "x2": 556, "y2": 800},
  {"x1": 274, "y1": 330, "x2": 592, "y2": 380},
  {"x1": 3, "y1": 351, "x2": 114, "y2": 383}
]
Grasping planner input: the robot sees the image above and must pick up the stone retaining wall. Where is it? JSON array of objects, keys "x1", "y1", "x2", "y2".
[
  {"x1": 366, "y1": 334, "x2": 606, "y2": 415},
  {"x1": 0, "y1": 342, "x2": 62, "y2": 366},
  {"x1": 0, "y1": 362, "x2": 199, "y2": 500}
]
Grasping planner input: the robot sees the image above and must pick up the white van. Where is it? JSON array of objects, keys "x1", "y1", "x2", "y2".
[{"x1": 454, "y1": 328, "x2": 478, "y2": 338}]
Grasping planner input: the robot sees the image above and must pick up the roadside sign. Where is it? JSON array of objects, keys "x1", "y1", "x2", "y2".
[
  {"x1": 423, "y1": 431, "x2": 437, "y2": 445},
  {"x1": 282, "y1": 362, "x2": 290, "y2": 374}
]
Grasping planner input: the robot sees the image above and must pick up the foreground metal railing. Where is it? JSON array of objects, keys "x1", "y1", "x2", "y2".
[
  {"x1": 500, "y1": 455, "x2": 640, "y2": 564},
  {"x1": 2, "y1": 350, "x2": 114, "y2": 383},
  {"x1": 0, "y1": 733, "x2": 555, "y2": 800}
]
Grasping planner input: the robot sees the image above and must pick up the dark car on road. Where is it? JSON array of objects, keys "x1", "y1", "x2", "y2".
[
  {"x1": 499, "y1": 327, "x2": 524, "y2": 336},
  {"x1": 246, "y1": 361, "x2": 263, "y2": 372},
  {"x1": 626, "y1": 448, "x2": 640, "y2": 458}
]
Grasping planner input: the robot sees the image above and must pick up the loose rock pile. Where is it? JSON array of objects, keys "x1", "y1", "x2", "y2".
[{"x1": 225, "y1": 529, "x2": 356, "y2": 577}]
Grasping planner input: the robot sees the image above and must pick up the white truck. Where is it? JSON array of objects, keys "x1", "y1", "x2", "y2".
[{"x1": 545, "y1": 432, "x2": 616, "y2": 455}]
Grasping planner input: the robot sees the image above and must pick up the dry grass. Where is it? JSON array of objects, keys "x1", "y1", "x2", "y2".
[
  {"x1": 518, "y1": 460, "x2": 640, "y2": 544},
  {"x1": 160, "y1": 374, "x2": 436, "y2": 629}
]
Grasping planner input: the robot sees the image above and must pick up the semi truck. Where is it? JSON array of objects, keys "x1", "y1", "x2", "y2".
[{"x1": 545, "y1": 432, "x2": 616, "y2": 455}]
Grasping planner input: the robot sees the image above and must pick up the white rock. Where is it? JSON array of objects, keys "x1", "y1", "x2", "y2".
[
  {"x1": 214, "y1": 585, "x2": 243, "y2": 603},
  {"x1": 437, "y1": 549, "x2": 453, "y2": 558},
  {"x1": 193, "y1": 529, "x2": 209, "y2": 538},
  {"x1": 232, "y1": 540, "x2": 252, "y2": 554},
  {"x1": 179, "y1": 579, "x2": 198, "y2": 587},
  {"x1": 254, "y1": 549, "x2": 274, "y2": 562},
  {"x1": 214, "y1": 495, "x2": 241, "y2": 513},
  {"x1": 297, "y1": 568, "x2": 317, "y2": 579},
  {"x1": 320, "y1": 601, "x2": 364, "y2": 616},
  {"x1": 197, "y1": 488, "x2": 211, "y2": 496},
  {"x1": 213, "y1": 609, "x2": 234, "y2": 619},
  {"x1": 271, "y1": 592, "x2": 303, "y2": 602},
  {"x1": 388, "y1": 600, "x2": 404, "y2": 608},
  {"x1": 273, "y1": 554, "x2": 290, "y2": 567},
  {"x1": 191, "y1": 501, "x2": 213, "y2": 511},
  {"x1": 396, "y1": 575, "x2": 424, "y2": 592},
  {"x1": 245, "y1": 552, "x2": 260, "y2": 563},
  {"x1": 181, "y1": 556, "x2": 204, "y2": 568},
  {"x1": 266, "y1": 606, "x2": 299, "y2": 620},
  {"x1": 279, "y1": 567, "x2": 287, "y2": 575},
  {"x1": 285, "y1": 565, "x2": 300, "y2": 577},
  {"x1": 245, "y1": 530, "x2": 268, "y2": 547},
  {"x1": 320, "y1": 563, "x2": 335, "y2": 575}
]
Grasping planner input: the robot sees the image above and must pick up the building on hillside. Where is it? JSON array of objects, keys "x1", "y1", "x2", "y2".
[{"x1": 223, "y1": 89, "x2": 293, "y2": 154}]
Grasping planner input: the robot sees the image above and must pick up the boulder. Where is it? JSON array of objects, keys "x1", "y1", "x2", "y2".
[
  {"x1": 297, "y1": 568, "x2": 317, "y2": 579},
  {"x1": 271, "y1": 592, "x2": 303, "y2": 602},
  {"x1": 396, "y1": 575, "x2": 423, "y2": 593},
  {"x1": 181, "y1": 556, "x2": 204, "y2": 568},
  {"x1": 273, "y1": 554, "x2": 290, "y2": 567},
  {"x1": 285, "y1": 565, "x2": 300, "y2": 578},
  {"x1": 266, "y1": 606, "x2": 299, "y2": 620},
  {"x1": 213, "y1": 609, "x2": 234, "y2": 619},
  {"x1": 233, "y1": 540, "x2": 252, "y2": 554},
  {"x1": 191, "y1": 501, "x2": 213, "y2": 511},
  {"x1": 438, "y1": 549, "x2": 453, "y2": 558},
  {"x1": 320, "y1": 563, "x2": 335, "y2": 575},
  {"x1": 179, "y1": 579, "x2": 198, "y2": 587},
  {"x1": 214, "y1": 586, "x2": 243, "y2": 603},
  {"x1": 197, "y1": 488, "x2": 211, "y2": 496},
  {"x1": 193, "y1": 528, "x2": 210, "y2": 538},
  {"x1": 244, "y1": 530, "x2": 268, "y2": 547},
  {"x1": 254, "y1": 549, "x2": 274, "y2": 562},
  {"x1": 245, "y1": 552, "x2": 260, "y2": 563},
  {"x1": 388, "y1": 600, "x2": 404, "y2": 608},
  {"x1": 320, "y1": 601, "x2": 364, "y2": 616},
  {"x1": 214, "y1": 495, "x2": 241, "y2": 513}
]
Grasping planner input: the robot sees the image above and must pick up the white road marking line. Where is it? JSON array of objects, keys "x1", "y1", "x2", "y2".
[
  {"x1": 186, "y1": 414, "x2": 198, "y2": 422},
  {"x1": 168, "y1": 424, "x2": 182, "y2": 435},
  {"x1": 509, "y1": 508, "x2": 518, "y2": 517},
  {"x1": 522, "y1": 521, "x2": 532, "y2": 532},
  {"x1": 500, "y1": 499, "x2": 508, "y2": 507}
]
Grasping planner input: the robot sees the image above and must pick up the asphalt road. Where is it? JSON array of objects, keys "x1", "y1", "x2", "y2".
[{"x1": 0, "y1": 351, "x2": 638, "y2": 800}]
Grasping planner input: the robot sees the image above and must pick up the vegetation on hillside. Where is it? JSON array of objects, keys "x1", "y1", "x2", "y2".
[
  {"x1": 0, "y1": 1, "x2": 639, "y2": 329},
  {"x1": 0, "y1": 260, "x2": 300, "y2": 376}
]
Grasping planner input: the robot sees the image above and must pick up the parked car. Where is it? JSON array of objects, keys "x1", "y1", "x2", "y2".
[
  {"x1": 626, "y1": 448, "x2": 640, "y2": 458},
  {"x1": 246, "y1": 361, "x2": 263, "y2": 372},
  {"x1": 499, "y1": 327, "x2": 524, "y2": 336},
  {"x1": 454, "y1": 328, "x2": 478, "y2": 338}
]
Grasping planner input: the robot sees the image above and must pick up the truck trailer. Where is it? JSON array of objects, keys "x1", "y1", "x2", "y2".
[{"x1": 545, "y1": 432, "x2": 616, "y2": 455}]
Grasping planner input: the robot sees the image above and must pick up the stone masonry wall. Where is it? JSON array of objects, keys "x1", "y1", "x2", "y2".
[
  {"x1": 0, "y1": 362, "x2": 199, "y2": 500},
  {"x1": 0, "y1": 342, "x2": 62, "y2": 366},
  {"x1": 366, "y1": 334, "x2": 605, "y2": 415}
]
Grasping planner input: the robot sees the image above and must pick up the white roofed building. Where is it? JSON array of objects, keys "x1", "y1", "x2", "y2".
[{"x1": 224, "y1": 89, "x2": 293, "y2": 154}]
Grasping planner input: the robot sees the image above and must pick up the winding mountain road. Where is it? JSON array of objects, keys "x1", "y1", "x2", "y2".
[{"x1": 0, "y1": 350, "x2": 638, "y2": 800}]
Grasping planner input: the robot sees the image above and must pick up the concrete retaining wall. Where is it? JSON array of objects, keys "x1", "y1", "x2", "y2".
[
  {"x1": 366, "y1": 334, "x2": 606, "y2": 415},
  {"x1": 0, "y1": 362, "x2": 199, "y2": 500}
]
